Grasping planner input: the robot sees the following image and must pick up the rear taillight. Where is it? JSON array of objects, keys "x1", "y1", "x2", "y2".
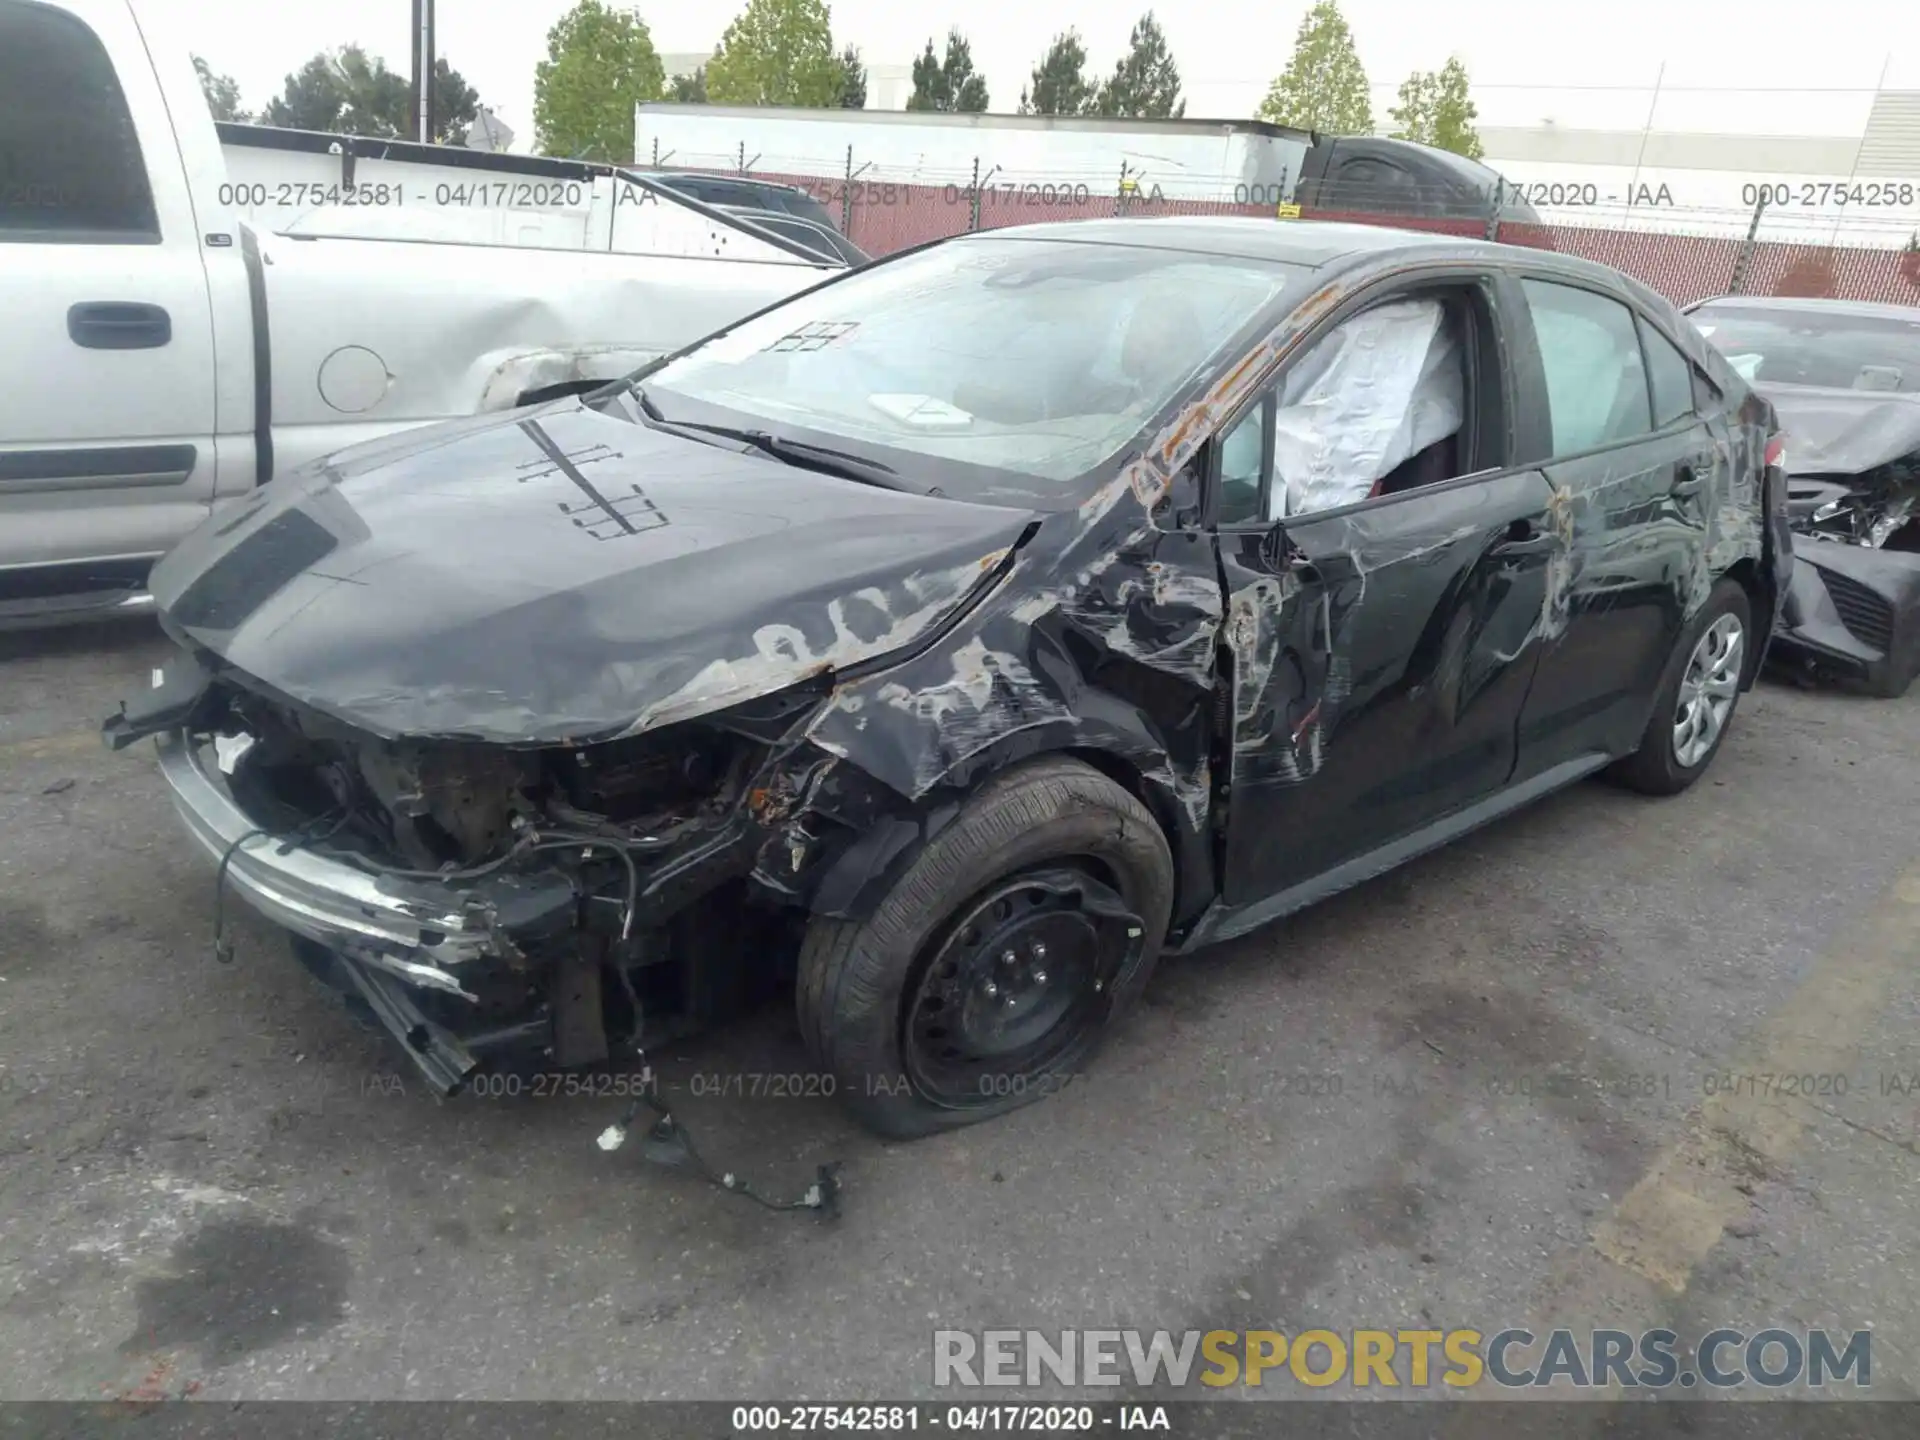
[{"x1": 1764, "y1": 434, "x2": 1788, "y2": 471}]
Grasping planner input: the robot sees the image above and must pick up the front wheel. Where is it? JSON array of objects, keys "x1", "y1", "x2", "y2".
[
  {"x1": 796, "y1": 757, "x2": 1174, "y2": 1138},
  {"x1": 1610, "y1": 578, "x2": 1753, "y2": 796}
]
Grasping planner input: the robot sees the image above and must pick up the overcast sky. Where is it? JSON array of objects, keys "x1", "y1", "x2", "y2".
[{"x1": 166, "y1": 0, "x2": 1915, "y2": 148}]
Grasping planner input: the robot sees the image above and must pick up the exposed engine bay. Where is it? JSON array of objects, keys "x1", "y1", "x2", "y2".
[
  {"x1": 1787, "y1": 461, "x2": 1920, "y2": 553},
  {"x1": 124, "y1": 661, "x2": 882, "y2": 1099},
  {"x1": 224, "y1": 684, "x2": 757, "y2": 875}
]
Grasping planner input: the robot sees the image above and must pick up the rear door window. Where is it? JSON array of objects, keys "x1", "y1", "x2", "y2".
[
  {"x1": 0, "y1": 0, "x2": 158, "y2": 241},
  {"x1": 1521, "y1": 279, "x2": 1653, "y2": 455},
  {"x1": 1638, "y1": 317, "x2": 1697, "y2": 428}
]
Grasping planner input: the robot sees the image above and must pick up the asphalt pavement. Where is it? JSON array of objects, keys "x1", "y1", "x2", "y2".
[{"x1": 0, "y1": 617, "x2": 1915, "y2": 1406}]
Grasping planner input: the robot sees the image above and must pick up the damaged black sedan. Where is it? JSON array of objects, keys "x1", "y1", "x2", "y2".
[{"x1": 106, "y1": 218, "x2": 1789, "y2": 1137}]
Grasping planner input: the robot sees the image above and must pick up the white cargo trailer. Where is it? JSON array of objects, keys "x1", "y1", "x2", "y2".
[{"x1": 633, "y1": 104, "x2": 1316, "y2": 204}]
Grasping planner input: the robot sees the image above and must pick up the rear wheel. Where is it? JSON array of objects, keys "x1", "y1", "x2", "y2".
[
  {"x1": 1610, "y1": 578, "x2": 1752, "y2": 796},
  {"x1": 796, "y1": 757, "x2": 1174, "y2": 1138}
]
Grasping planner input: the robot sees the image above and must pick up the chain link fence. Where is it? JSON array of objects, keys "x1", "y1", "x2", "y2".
[{"x1": 649, "y1": 146, "x2": 1920, "y2": 309}]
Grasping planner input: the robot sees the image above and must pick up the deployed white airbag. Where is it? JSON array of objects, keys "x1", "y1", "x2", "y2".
[{"x1": 1269, "y1": 298, "x2": 1464, "y2": 518}]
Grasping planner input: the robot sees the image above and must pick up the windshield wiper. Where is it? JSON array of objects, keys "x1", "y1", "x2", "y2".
[
  {"x1": 630, "y1": 386, "x2": 905, "y2": 492},
  {"x1": 720, "y1": 429, "x2": 904, "y2": 490}
]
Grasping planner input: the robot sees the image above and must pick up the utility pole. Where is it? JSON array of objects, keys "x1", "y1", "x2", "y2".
[
  {"x1": 1730, "y1": 191, "x2": 1767, "y2": 295},
  {"x1": 410, "y1": 0, "x2": 435, "y2": 143},
  {"x1": 1625, "y1": 61, "x2": 1664, "y2": 204}
]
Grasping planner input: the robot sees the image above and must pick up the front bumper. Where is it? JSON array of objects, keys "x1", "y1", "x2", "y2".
[
  {"x1": 156, "y1": 729, "x2": 576, "y2": 998},
  {"x1": 1770, "y1": 537, "x2": 1920, "y2": 698}
]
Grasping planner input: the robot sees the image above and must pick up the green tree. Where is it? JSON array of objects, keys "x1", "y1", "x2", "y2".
[
  {"x1": 1387, "y1": 71, "x2": 1432, "y2": 144},
  {"x1": 1090, "y1": 13, "x2": 1184, "y2": 119},
  {"x1": 669, "y1": 66, "x2": 709, "y2": 103},
  {"x1": 1256, "y1": 0, "x2": 1372, "y2": 135},
  {"x1": 193, "y1": 55, "x2": 248, "y2": 123},
  {"x1": 533, "y1": 1, "x2": 665, "y2": 160},
  {"x1": 837, "y1": 45, "x2": 868, "y2": 108},
  {"x1": 259, "y1": 49, "x2": 401, "y2": 134},
  {"x1": 706, "y1": 0, "x2": 841, "y2": 107},
  {"x1": 909, "y1": 41, "x2": 940, "y2": 111},
  {"x1": 1427, "y1": 57, "x2": 1482, "y2": 159},
  {"x1": 907, "y1": 30, "x2": 988, "y2": 113},
  {"x1": 1390, "y1": 56, "x2": 1481, "y2": 158},
  {"x1": 1019, "y1": 30, "x2": 1094, "y2": 116},
  {"x1": 258, "y1": 48, "x2": 478, "y2": 142},
  {"x1": 427, "y1": 63, "x2": 480, "y2": 143}
]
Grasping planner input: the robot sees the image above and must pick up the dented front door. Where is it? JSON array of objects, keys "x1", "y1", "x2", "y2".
[{"x1": 1217, "y1": 469, "x2": 1560, "y2": 905}]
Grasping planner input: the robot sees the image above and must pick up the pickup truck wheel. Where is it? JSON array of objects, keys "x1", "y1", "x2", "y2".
[
  {"x1": 1610, "y1": 578, "x2": 1752, "y2": 796},
  {"x1": 796, "y1": 756, "x2": 1173, "y2": 1139}
]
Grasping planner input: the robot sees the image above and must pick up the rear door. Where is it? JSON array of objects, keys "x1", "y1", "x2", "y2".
[
  {"x1": 1505, "y1": 275, "x2": 1717, "y2": 782},
  {"x1": 1213, "y1": 272, "x2": 1561, "y2": 904},
  {"x1": 0, "y1": 0, "x2": 220, "y2": 592}
]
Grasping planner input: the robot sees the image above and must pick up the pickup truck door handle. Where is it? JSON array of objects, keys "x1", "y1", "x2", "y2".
[
  {"x1": 67, "y1": 302, "x2": 172, "y2": 350},
  {"x1": 1670, "y1": 465, "x2": 1703, "y2": 498}
]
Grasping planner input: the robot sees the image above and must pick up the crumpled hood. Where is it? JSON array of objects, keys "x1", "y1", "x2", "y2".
[
  {"x1": 1760, "y1": 383, "x2": 1920, "y2": 477},
  {"x1": 150, "y1": 401, "x2": 1033, "y2": 744}
]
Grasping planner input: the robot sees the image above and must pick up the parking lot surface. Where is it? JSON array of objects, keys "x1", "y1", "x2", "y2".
[{"x1": 1, "y1": 619, "x2": 1916, "y2": 1403}]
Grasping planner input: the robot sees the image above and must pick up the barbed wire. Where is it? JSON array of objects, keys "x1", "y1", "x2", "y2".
[
  {"x1": 644, "y1": 157, "x2": 1920, "y2": 231},
  {"x1": 1185, "y1": 81, "x2": 1912, "y2": 94}
]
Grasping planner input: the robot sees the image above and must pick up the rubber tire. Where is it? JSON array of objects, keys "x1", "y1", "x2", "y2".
[
  {"x1": 1609, "y1": 578, "x2": 1753, "y2": 796},
  {"x1": 796, "y1": 756, "x2": 1175, "y2": 1139},
  {"x1": 1865, "y1": 663, "x2": 1915, "y2": 701}
]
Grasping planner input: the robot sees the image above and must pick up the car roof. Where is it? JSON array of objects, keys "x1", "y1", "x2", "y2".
[
  {"x1": 1690, "y1": 294, "x2": 1920, "y2": 321},
  {"x1": 1330, "y1": 135, "x2": 1511, "y2": 187},
  {"x1": 953, "y1": 214, "x2": 1622, "y2": 282}
]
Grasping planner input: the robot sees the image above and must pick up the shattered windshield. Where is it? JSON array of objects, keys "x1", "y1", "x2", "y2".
[
  {"x1": 1692, "y1": 304, "x2": 1920, "y2": 393},
  {"x1": 642, "y1": 236, "x2": 1305, "y2": 490}
]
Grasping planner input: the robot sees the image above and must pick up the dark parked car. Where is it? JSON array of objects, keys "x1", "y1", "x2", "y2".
[
  {"x1": 1687, "y1": 295, "x2": 1920, "y2": 696},
  {"x1": 1297, "y1": 135, "x2": 1545, "y2": 229},
  {"x1": 714, "y1": 205, "x2": 870, "y2": 267},
  {"x1": 106, "y1": 218, "x2": 1788, "y2": 1138},
  {"x1": 630, "y1": 171, "x2": 869, "y2": 265},
  {"x1": 633, "y1": 170, "x2": 842, "y2": 229}
]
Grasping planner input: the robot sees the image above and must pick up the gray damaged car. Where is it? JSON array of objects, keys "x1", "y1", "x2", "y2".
[{"x1": 1688, "y1": 295, "x2": 1920, "y2": 697}]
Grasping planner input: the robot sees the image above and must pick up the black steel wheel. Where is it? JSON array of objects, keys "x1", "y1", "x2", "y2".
[
  {"x1": 902, "y1": 865, "x2": 1146, "y2": 1108},
  {"x1": 797, "y1": 756, "x2": 1175, "y2": 1138}
]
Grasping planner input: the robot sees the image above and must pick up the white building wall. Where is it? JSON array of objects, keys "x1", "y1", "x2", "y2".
[{"x1": 1480, "y1": 101, "x2": 1920, "y2": 248}]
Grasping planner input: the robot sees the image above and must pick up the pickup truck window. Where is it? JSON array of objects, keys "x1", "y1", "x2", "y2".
[{"x1": 0, "y1": 0, "x2": 158, "y2": 242}]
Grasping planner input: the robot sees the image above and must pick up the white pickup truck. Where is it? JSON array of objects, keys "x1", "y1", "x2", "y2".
[{"x1": 0, "y1": 0, "x2": 837, "y2": 624}]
